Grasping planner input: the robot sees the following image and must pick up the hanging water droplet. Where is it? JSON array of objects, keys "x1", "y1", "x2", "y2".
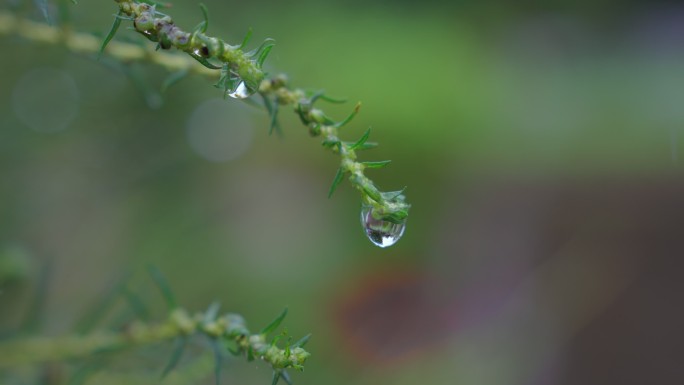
[
  {"x1": 228, "y1": 81, "x2": 255, "y2": 99},
  {"x1": 360, "y1": 205, "x2": 406, "y2": 248}
]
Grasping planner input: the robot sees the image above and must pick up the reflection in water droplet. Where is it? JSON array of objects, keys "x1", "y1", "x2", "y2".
[
  {"x1": 227, "y1": 81, "x2": 255, "y2": 99},
  {"x1": 360, "y1": 205, "x2": 406, "y2": 248}
]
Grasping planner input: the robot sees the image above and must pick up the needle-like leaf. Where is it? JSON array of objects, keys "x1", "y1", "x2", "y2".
[
  {"x1": 334, "y1": 102, "x2": 361, "y2": 128},
  {"x1": 98, "y1": 10, "x2": 123, "y2": 59},
  {"x1": 34, "y1": 0, "x2": 50, "y2": 24},
  {"x1": 291, "y1": 333, "x2": 311, "y2": 348},
  {"x1": 260, "y1": 308, "x2": 288, "y2": 335},
  {"x1": 146, "y1": 265, "x2": 177, "y2": 311},
  {"x1": 362, "y1": 160, "x2": 392, "y2": 169},
  {"x1": 257, "y1": 44, "x2": 275, "y2": 68},
  {"x1": 328, "y1": 168, "x2": 346, "y2": 198},
  {"x1": 194, "y1": 3, "x2": 209, "y2": 33},
  {"x1": 161, "y1": 69, "x2": 189, "y2": 93},
  {"x1": 160, "y1": 336, "x2": 187, "y2": 379},
  {"x1": 210, "y1": 338, "x2": 223, "y2": 385},
  {"x1": 271, "y1": 371, "x2": 281, "y2": 385},
  {"x1": 281, "y1": 370, "x2": 293, "y2": 385},
  {"x1": 203, "y1": 301, "x2": 221, "y2": 323},
  {"x1": 238, "y1": 28, "x2": 253, "y2": 49},
  {"x1": 349, "y1": 127, "x2": 371, "y2": 150}
]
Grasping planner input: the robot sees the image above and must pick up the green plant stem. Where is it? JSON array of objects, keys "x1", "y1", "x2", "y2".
[
  {"x1": 0, "y1": 308, "x2": 310, "y2": 371},
  {"x1": 0, "y1": 10, "x2": 215, "y2": 76},
  {"x1": 1, "y1": 1, "x2": 411, "y2": 223},
  {"x1": 259, "y1": 79, "x2": 410, "y2": 222}
]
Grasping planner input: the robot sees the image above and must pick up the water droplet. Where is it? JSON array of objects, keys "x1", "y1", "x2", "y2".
[
  {"x1": 360, "y1": 205, "x2": 406, "y2": 248},
  {"x1": 227, "y1": 81, "x2": 255, "y2": 99}
]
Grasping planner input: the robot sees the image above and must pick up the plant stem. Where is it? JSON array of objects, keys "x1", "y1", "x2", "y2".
[
  {"x1": 0, "y1": 10, "x2": 216, "y2": 76},
  {"x1": 0, "y1": 308, "x2": 310, "y2": 371},
  {"x1": 1, "y1": 1, "x2": 410, "y2": 223}
]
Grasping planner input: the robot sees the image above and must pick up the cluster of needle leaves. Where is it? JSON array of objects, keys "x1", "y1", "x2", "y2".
[
  {"x1": 144, "y1": 267, "x2": 311, "y2": 385},
  {"x1": 15, "y1": 0, "x2": 411, "y2": 226},
  {"x1": 96, "y1": 0, "x2": 411, "y2": 226},
  {"x1": 0, "y1": 266, "x2": 310, "y2": 385}
]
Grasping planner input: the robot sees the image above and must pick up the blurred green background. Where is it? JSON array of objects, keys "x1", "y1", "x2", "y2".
[{"x1": 1, "y1": 0, "x2": 683, "y2": 384}]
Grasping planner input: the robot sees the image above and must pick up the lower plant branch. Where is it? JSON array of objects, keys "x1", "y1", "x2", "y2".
[{"x1": 0, "y1": 308, "x2": 310, "y2": 371}]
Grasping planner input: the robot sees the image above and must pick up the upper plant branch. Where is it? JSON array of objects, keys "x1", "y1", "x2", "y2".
[
  {"x1": 1, "y1": 0, "x2": 410, "y2": 229},
  {"x1": 0, "y1": 10, "x2": 215, "y2": 76},
  {"x1": 110, "y1": 0, "x2": 410, "y2": 225}
]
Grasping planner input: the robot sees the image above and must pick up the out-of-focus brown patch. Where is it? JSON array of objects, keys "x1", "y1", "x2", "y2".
[{"x1": 331, "y1": 268, "x2": 452, "y2": 366}]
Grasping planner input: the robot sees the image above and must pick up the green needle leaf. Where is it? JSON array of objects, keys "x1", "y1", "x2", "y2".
[
  {"x1": 224, "y1": 339, "x2": 241, "y2": 356},
  {"x1": 261, "y1": 94, "x2": 281, "y2": 136},
  {"x1": 362, "y1": 160, "x2": 392, "y2": 169},
  {"x1": 381, "y1": 188, "x2": 406, "y2": 201},
  {"x1": 196, "y1": 3, "x2": 209, "y2": 33},
  {"x1": 119, "y1": 64, "x2": 163, "y2": 109},
  {"x1": 328, "y1": 168, "x2": 346, "y2": 198},
  {"x1": 247, "y1": 38, "x2": 276, "y2": 58},
  {"x1": 120, "y1": 286, "x2": 150, "y2": 321},
  {"x1": 260, "y1": 308, "x2": 288, "y2": 335},
  {"x1": 161, "y1": 336, "x2": 187, "y2": 379},
  {"x1": 269, "y1": 99, "x2": 279, "y2": 135},
  {"x1": 281, "y1": 371, "x2": 293, "y2": 385},
  {"x1": 188, "y1": 52, "x2": 223, "y2": 69},
  {"x1": 238, "y1": 28, "x2": 253, "y2": 49},
  {"x1": 34, "y1": 0, "x2": 50, "y2": 24},
  {"x1": 161, "y1": 69, "x2": 189, "y2": 93},
  {"x1": 292, "y1": 333, "x2": 311, "y2": 348},
  {"x1": 354, "y1": 141, "x2": 378, "y2": 150},
  {"x1": 349, "y1": 127, "x2": 371, "y2": 150},
  {"x1": 334, "y1": 102, "x2": 361, "y2": 128},
  {"x1": 271, "y1": 371, "x2": 281, "y2": 385},
  {"x1": 203, "y1": 301, "x2": 221, "y2": 323},
  {"x1": 210, "y1": 338, "x2": 223, "y2": 385},
  {"x1": 98, "y1": 10, "x2": 123, "y2": 60},
  {"x1": 146, "y1": 265, "x2": 177, "y2": 311},
  {"x1": 257, "y1": 44, "x2": 275, "y2": 68},
  {"x1": 319, "y1": 94, "x2": 347, "y2": 104}
]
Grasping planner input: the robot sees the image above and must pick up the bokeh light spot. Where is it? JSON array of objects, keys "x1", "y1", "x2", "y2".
[
  {"x1": 186, "y1": 98, "x2": 253, "y2": 163},
  {"x1": 12, "y1": 68, "x2": 80, "y2": 133}
]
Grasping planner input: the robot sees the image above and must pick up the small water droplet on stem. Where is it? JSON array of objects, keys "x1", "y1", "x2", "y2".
[
  {"x1": 228, "y1": 81, "x2": 255, "y2": 99},
  {"x1": 360, "y1": 205, "x2": 406, "y2": 248}
]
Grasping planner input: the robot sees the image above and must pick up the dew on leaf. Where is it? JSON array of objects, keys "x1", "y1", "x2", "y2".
[
  {"x1": 227, "y1": 81, "x2": 255, "y2": 99},
  {"x1": 360, "y1": 205, "x2": 406, "y2": 248}
]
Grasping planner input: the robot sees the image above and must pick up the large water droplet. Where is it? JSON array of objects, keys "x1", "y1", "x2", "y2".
[
  {"x1": 360, "y1": 205, "x2": 406, "y2": 248},
  {"x1": 228, "y1": 81, "x2": 255, "y2": 99}
]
